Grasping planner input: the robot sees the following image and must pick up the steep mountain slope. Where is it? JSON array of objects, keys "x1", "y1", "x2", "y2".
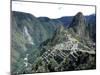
[
  {"x1": 11, "y1": 11, "x2": 62, "y2": 74},
  {"x1": 69, "y1": 12, "x2": 89, "y2": 38},
  {"x1": 87, "y1": 14, "x2": 96, "y2": 42},
  {"x1": 54, "y1": 13, "x2": 96, "y2": 42}
]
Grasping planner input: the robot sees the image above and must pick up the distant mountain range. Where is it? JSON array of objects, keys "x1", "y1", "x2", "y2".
[
  {"x1": 38, "y1": 14, "x2": 96, "y2": 27},
  {"x1": 11, "y1": 11, "x2": 96, "y2": 74}
]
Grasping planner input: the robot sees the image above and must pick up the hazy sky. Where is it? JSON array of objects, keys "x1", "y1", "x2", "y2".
[{"x1": 12, "y1": 1, "x2": 95, "y2": 19}]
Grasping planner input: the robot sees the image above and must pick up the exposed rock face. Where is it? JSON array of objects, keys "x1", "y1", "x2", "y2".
[{"x1": 69, "y1": 12, "x2": 89, "y2": 39}]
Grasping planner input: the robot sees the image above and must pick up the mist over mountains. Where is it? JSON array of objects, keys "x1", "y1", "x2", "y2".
[{"x1": 11, "y1": 11, "x2": 96, "y2": 74}]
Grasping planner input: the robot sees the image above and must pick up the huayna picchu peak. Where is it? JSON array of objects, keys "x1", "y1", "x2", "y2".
[{"x1": 69, "y1": 12, "x2": 89, "y2": 39}]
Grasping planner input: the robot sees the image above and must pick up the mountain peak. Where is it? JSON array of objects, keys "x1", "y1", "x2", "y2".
[
  {"x1": 74, "y1": 12, "x2": 85, "y2": 23},
  {"x1": 76, "y1": 12, "x2": 83, "y2": 17},
  {"x1": 69, "y1": 12, "x2": 86, "y2": 28},
  {"x1": 69, "y1": 12, "x2": 88, "y2": 39}
]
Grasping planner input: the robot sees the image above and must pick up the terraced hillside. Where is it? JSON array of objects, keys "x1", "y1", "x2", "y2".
[{"x1": 32, "y1": 26, "x2": 96, "y2": 73}]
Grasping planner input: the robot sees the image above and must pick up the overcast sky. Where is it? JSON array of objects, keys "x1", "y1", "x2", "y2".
[{"x1": 12, "y1": 1, "x2": 95, "y2": 19}]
